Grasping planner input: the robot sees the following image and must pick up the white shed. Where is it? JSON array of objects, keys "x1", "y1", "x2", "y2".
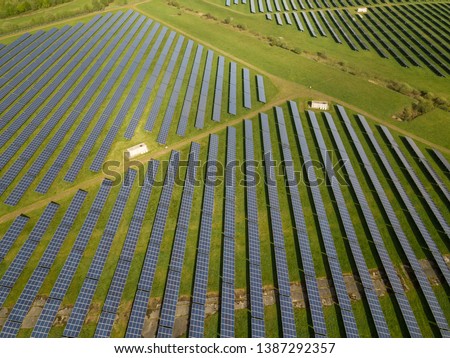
[
  {"x1": 310, "y1": 101, "x2": 329, "y2": 111},
  {"x1": 125, "y1": 143, "x2": 148, "y2": 159},
  {"x1": 357, "y1": 7, "x2": 368, "y2": 13}
]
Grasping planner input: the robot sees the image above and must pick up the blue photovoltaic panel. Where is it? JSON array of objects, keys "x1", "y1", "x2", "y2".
[
  {"x1": 146, "y1": 35, "x2": 185, "y2": 132},
  {"x1": 195, "y1": 50, "x2": 214, "y2": 129},
  {"x1": 212, "y1": 56, "x2": 225, "y2": 122},
  {"x1": 228, "y1": 62, "x2": 237, "y2": 115},
  {"x1": 157, "y1": 40, "x2": 194, "y2": 144},
  {"x1": 0, "y1": 191, "x2": 85, "y2": 337},
  {"x1": 404, "y1": 137, "x2": 449, "y2": 204},
  {"x1": 176, "y1": 44, "x2": 204, "y2": 136},
  {"x1": 431, "y1": 149, "x2": 450, "y2": 173},
  {"x1": 244, "y1": 120, "x2": 265, "y2": 337},
  {"x1": 123, "y1": 25, "x2": 168, "y2": 139},
  {"x1": 189, "y1": 135, "x2": 218, "y2": 338},
  {"x1": 308, "y1": 111, "x2": 389, "y2": 338},
  {"x1": 274, "y1": 107, "x2": 326, "y2": 337},
  {"x1": 328, "y1": 109, "x2": 421, "y2": 337},
  {"x1": 353, "y1": 112, "x2": 449, "y2": 336},
  {"x1": 126, "y1": 151, "x2": 180, "y2": 338},
  {"x1": 0, "y1": 201, "x2": 59, "y2": 307},
  {"x1": 64, "y1": 16, "x2": 150, "y2": 182},
  {"x1": 0, "y1": 215, "x2": 29, "y2": 262},
  {"x1": 94, "y1": 162, "x2": 159, "y2": 337},
  {"x1": 63, "y1": 171, "x2": 136, "y2": 337},
  {"x1": 242, "y1": 68, "x2": 252, "y2": 109},
  {"x1": 220, "y1": 127, "x2": 236, "y2": 338},
  {"x1": 256, "y1": 75, "x2": 266, "y2": 103},
  {"x1": 289, "y1": 101, "x2": 358, "y2": 337},
  {"x1": 260, "y1": 113, "x2": 297, "y2": 337},
  {"x1": 2, "y1": 14, "x2": 135, "y2": 199},
  {"x1": 157, "y1": 144, "x2": 199, "y2": 337},
  {"x1": 378, "y1": 126, "x2": 450, "y2": 284}
]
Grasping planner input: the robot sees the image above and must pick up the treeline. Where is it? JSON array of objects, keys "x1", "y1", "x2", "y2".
[
  {"x1": 0, "y1": 0, "x2": 73, "y2": 19},
  {"x1": 0, "y1": 0, "x2": 118, "y2": 35}
]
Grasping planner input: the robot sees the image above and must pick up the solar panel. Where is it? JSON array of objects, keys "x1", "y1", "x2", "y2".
[
  {"x1": 157, "y1": 40, "x2": 194, "y2": 144},
  {"x1": 289, "y1": 102, "x2": 358, "y2": 337},
  {"x1": 157, "y1": 144, "x2": 199, "y2": 336},
  {"x1": 63, "y1": 19, "x2": 152, "y2": 182},
  {"x1": 212, "y1": 56, "x2": 225, "y2": 122},
  {"x1": 242, "y1": 68, "x2": 252, "y2": 109},
  {"x1": 259, "y1": 113, "x2": 299, "y2": 337},
  {"x1": 146, "y1": 35, "x2": 185, "y2": 132},
  {"x1": 0, "y1": 214, "x2": 29, "y2": 262},
  {"x1": 403, "y1": 137, "x2": 450, "y2": 204},
  {"x1": 195, "y1": 50, "x2": 214, "y2": 129},
  {"x1": 274, "y1": 107, "x2": 326, "y2": 336},
  {"x1": 93, "y1": 162, "x2": 159, "y2": 337},
  {"x1": 176, "y1": 44, "x2": 204, "y2": 136},
  {"x1": 188, "y1": 135, "x2": 218, "y2": 338},
  {"x1": 126, "y1": 151, "x2": 180, "y2": 338},
  {"x1": 354, "y1": 113, "x2": 449, "y2": 336},
  {"x1": 301, "y1": 11, "x2": 316, "y2": 37},
  {"x1": 378, "y1": 126, "x2": 450, "y2": 282},
  {"x1": 228, "y1": 62, "x2": 237, "y2": 115},
  {"x1": 63, "y1": 171, "x2": 136, "y2": 337},
  {"x1": 0, "y1": 202, "x2": 59, "y2": 307},
  {"x1": 431, "y1": 148, "x2": 450, "y2": 173}
]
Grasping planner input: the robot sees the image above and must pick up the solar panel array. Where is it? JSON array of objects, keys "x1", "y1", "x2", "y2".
[
  {"x1": 63, "y1": 170, "x2": 137, "y2": 337},
  {"x1": 377, "y1": 126, "x2": 450, "y2": 284},
  {"x1": 289, "y1": 101, "x2": 358, "y2": 337},
  {"x1": 126, "y1": 151, "x2": 180, "y2": 338},
  {"x1": 308, "y1": 111, "x2": 390, "y2": 337},
  {"x1": 90, "y1": 20, "x2": 164, "y2": 170},
  {"x1": 0, "y1": 190, "x2": 87, "y2": 337},
  {"x1": 2, "y1": 14, "x2": 147, "y2": 204},
  {"x1": 274, "y1": 107, "x2": 326, "y2": 337},
  {"x1": 31, "y1": 180, "x2": 112, "y2": 338},
  {"x1": 124, "y1": 26, "x2": 169, "y2": 139},
  {"x1": 195, "y1": 50, "x2": 214, "y2": 129},
  {"x1": 176, "y1": 45, "x2": 204, "y2": 136},
  {"x1": 403, "y1": 137, "x2": 450, "y2": 205},
  {"x1": 432, "y1": 149, "x2": 450, "y2": 173},
  {"x1": 189, "y1": 134, "x2": 219, "y2": 338},
  {"x1": 244, "y1": 120, "x2": 265, "y2": 338},
  {"x1": 94, "y1": 162, "x2": 159, "y2": 338},
  {"x1": 332, "y1": 106, "x2": 422, "y2": 337},
  {"x1": 157, "y1": 143, "x2": 200, "y2": 338},
  {"x1": 256, "y1": 75, "x2": 266, "y2": 103},
  {"x1": 0, "y1": 215, "x2": 29, "y2": 263},
  {"x1": 355, "y1": 113, "x2": 450, "y2": 337},
  {"x1": 212, "y1": 56, "x2": 225, "y2": 122},
  {"x1": 0, "y1": 202, "x2": 59, "y2": 308},
  {"x1": 157, "y1": 41, "x2": 194, "y2": 144},
  {"x1": 260, "y1": 113, "x2": 297, "y2": 338},
  {"x1": 0, "y1": 14, "x2": 120, "y2": 198},
  {"x1": 146, "y1": 36, "x2": 185, "y2": 132},
  {"x1": 64, "y1": 16, "x2": 152, "y2": 182},
  {"x1": 228, "y1": 62, "x2": 238, "y2": 116},
  {"x1": 225, "y1": 2, "x2": 447, "y2": 75},
  {"x1": 242, "y1": 68, "x2": 252, "y2": 109},
  {"x1": 220, "y1": 126, "x2": 237, "y2": 338}
]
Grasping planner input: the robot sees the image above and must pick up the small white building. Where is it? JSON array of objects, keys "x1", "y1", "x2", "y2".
[
  {"x1": 125, "y1": 143, "x2": 148, "y2": 159},
  {"x1": 310, "y1": 101, "x2": 329, "y2": 111},
  {"x1": 357, "y1": 7, "x2": 368, "y2": 13}
]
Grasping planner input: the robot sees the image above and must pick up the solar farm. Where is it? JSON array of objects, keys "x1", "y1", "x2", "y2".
[{"x1": 0, "y1": 0, "x2": 449, "y2": 338}]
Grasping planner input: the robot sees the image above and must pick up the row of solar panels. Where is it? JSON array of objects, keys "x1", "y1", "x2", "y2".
[
  {"x1": 0, "y1": 104, "x2": 448, "y2": 337},
  {"x1": 227, "y1": 0, "x2": 421, "y2": 13},
  {"x1": 0, "y1": 12, "x2": 267, "y2": 207},
  {"x1": 262, "y1": 5, "x2": 448, "y2": 75}
]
